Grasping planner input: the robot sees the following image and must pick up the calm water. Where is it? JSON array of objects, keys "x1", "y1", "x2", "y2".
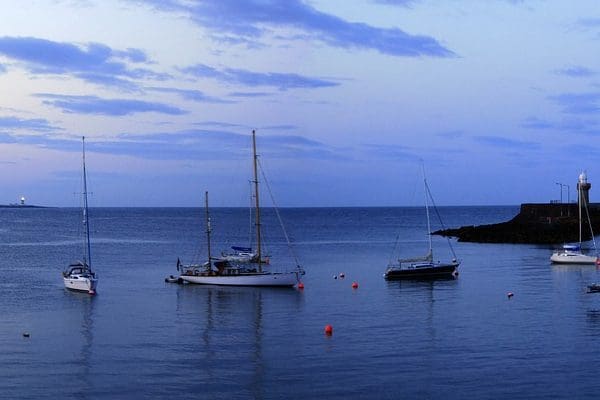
[{"x1": 2, "y1": 206, "x2": 600, "y2": 399}]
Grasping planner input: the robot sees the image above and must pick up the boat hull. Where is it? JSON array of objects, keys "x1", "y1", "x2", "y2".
[
  {"x1": 63, "y1": 276, "x2": 98, "y2": 293},
  {"x1": 384, "y1": 262, "x2": 459, "y2": 280},
  {"x1": 180, "y1": 271, "x2": 299, "y2": 287},
  {"x1": 550, "y1": 251, "x2": 598, "y2": 264}
]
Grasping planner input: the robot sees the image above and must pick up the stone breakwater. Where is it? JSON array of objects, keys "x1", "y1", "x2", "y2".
[{"x1": 434, "y1": 203, "x2": 600, "y2": 244}]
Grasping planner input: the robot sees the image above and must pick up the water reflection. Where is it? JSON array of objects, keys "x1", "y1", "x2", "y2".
[
  {"x1": 174, "y1": 285, "x2": 303, "y2": 397},
  {"x1": 66, "y1": 292, "x2": 96, "y2": 400}
]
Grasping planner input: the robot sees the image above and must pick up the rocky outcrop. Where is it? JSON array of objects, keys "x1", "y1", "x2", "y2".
[{"x1": 434, "y1": 203, "x2": 600, "y2": 244}]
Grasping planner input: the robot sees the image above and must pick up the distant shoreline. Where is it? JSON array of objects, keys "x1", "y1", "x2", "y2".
[{"x1": 0, "y1": 204, "x2": 49, "y2": 209}]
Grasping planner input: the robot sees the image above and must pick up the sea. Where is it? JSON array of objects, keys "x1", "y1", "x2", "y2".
[{"x1": 2, "y1": 206, "x2": 600, "y2": 399}]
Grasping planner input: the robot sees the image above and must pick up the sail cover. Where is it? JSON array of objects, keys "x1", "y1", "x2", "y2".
[
  {"x1": 232, "y1": 246, "x2": 252, "y2": 252},
  {"x1": 398, "y1": 250, "x2": 433, "y2": 263}
]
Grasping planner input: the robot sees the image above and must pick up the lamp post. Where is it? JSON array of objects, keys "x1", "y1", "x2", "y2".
[
  {"x1": 565, "y1": 184, "x2": 570, "y2": 216},
  {"x1": 555, "y1": 182, "x2": 564, "y2": 203}
]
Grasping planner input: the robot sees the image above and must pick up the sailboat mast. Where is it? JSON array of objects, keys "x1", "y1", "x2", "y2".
[
  {"x1": 252, "y1": 130, "x2": 262, "y2": 273},
  {"x1": 205, "y1": 191, "x2": 212, "y2": 269},
  {"x1": 82, "y1": 136, "x2": 92, "y2": 269},
  {"x1": 578, "y1": 179, "x2": 583, "y2": 245},
  {"x1": 422, "y1": 167, "x2": 433, "y2": 253}
]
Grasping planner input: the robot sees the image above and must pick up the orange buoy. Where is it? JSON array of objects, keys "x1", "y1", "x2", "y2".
[
  {"x1": 297, "y1": 282, "x2": 304, "y2": 290},
  {"x1": 352, "y1": 282, "x2": 358, "y2": 289},
  {"x1": 596, "y1": 258, "x2": 600, "y2": 266},
  {"x1": 507, "y1": 292, "x2": 514, "y2": 299},
  {"x1": 324, "y1": 324, "x2": 333, "y2": 335}
]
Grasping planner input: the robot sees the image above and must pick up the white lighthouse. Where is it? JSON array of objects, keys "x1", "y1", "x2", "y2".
[{"x1": 577, "y1": 172, "x2": 591, "y2": 206}]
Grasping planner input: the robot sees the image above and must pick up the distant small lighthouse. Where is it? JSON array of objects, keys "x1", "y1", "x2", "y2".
[{"x1": 577, "y1": 172, "x2": 591, "y2": 206}]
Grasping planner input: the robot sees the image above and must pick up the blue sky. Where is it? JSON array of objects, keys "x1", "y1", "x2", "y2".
[{"x1": 1, "y1": 0, "x2": 599, "y2": 206}]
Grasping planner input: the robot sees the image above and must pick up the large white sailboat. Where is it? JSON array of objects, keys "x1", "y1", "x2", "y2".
[
  {"x1": 63, "y1": 137, "x2": 98, "y2": 294},
  {"x1": 551, "y1": 172, "x2": 599, "y2": 265},
  {"x1": 178, "y1": 130, "x2": 304, "y2": 287}
]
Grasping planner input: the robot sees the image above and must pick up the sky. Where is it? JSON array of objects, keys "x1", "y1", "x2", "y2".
[{"x1": 0, "y1": 0, "x2": 599, "y2": 207}]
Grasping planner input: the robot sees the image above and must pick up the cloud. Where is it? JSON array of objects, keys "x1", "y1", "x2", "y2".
[
  {"x1": 0, "y1": 36, "x2": 169, "y2": 89},
  {"x1": 550, "y1": 92, "x2": 600, "y2": 114},
  {"x1": 228, "y1": 91, "x2": 272, "y2": 98},
  {"x1": 0, "y1": 116, "x2": 58, "y2": 131},
  {"x1": 1, "y1": 129, "x2": 342, "y2": 161},
  {"x1": 362, "y1": 143, "x2": 421, "y2": 160},
  {"x1": 135, "y1": 0, "x2": 454, "y2": 57},
  {"x1": 194, "y1": 121, "x2": 250, "y2": 129},
  {"x1": 577, "y1": 18, "x2": 600, "y2": 28},
  {"x1": 181, "y1": 63, "x2": 339, "y2": 90},
  {"x1": 147, "y1": 87, "x2": 235, "y2": 103},
  {"x1": 35, "y1": 94, "x2": 188, "y2": 116},
  {"x1": 195, "y1": 121, "x2": 297, "y2": 131},
  {"x1": 521, "y1": 116, "x2": 555, "y2": 130},
  {"x1": 435, "y1": 130, "x2": 464, "y2": 139},
  {"x1": 0, "y1": 132, "x2": 18, "y2": 143},
  {"x1": 555, "y1": 65, "x2": 596, "y2": 78},
  {"x1": 473, "y1": 135, "x2": 540, "y2": 150},
  {"x1": 260, "y1": 124, "x2": 297, "y2": 131},
  {"x1": 522, "y1": 116, "x2": 600, "y2": 136},
  {"x1": 371, "y1": 0, "x2": 417, "y2": 6}
]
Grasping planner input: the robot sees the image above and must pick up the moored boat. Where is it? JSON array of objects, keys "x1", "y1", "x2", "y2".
[
  {"x1": 63, "y1": 137, "x2": 98, "y2": 295},
  {"x1": 177, "y1": 130, "x2": 304, "y2": 287},
  {"x1": 551, "y1": 172, "x2": 599, "y2": 265},
  {"x1": 384, "y1": 167, "x2": 460, "y2": 280}
]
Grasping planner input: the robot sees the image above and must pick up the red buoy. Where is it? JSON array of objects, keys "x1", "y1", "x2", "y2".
[
  {"x1": 324, "y1": 324, "x2": 333, "y2": 335},
  {"x1": 297, "y1": 282, "x2": 304, "y2": 290},
  {"x1": 352, "y1": 282, "x2": 358, "y2": 289}
]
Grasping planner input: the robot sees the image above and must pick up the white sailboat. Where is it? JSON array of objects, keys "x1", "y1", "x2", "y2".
[
  {"x1": 384, "y1": 168, "x2": 460, "y2": 280},
  {"x1": 551, "y1": 172, "x2": 599, "y2": 264},
  {"x1": 178, "y1": 130, "x2": 304, "y2": 287},
  {"x1": 63, "y1": 136, "x2": 98, "y2": 294}
]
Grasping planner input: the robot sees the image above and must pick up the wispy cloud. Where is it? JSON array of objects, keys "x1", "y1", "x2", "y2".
[
  {"x1": 135, "y1": 0, "x2": 454, "y2": 57},
  {"x1": 371, "y1": 0, "x2": 417, "y2": 6},
  {"x1": 193, "y1": 122, "x2": 298, "y2": 131},
  {"x1": 260, "y1": 124, "x2": 297, "y2": 131},
  {"x1": 473, "y1": 135, "x2": 540, "y2": 150},
  {"x1": 35, "y1": 94, "x2": 187, "y2": 116},
  {"x1": 181, "y1": 63, "x2": 339, "y2": 90},
  {"x1": 555, "y1": 65, "x2": 596, "y2": 78},
  {"x1": 521, "y1": 116, "x2": 555, "y2": 130},
  {"x1": 436, "y1": 130, "x2": 464, "y2": 139},
  {"x1": 0, "y1": 36, "x2": 169, "y2": 90},
  {"x1": 362, "y1": 143, "x2": 421, "y2": 160},
  {"x1": 193, "y1": 121, "x2": 250, "y2": 129},
  {"x1": 0, "y1": 116, "x2": 59, "y2": 131},
  {"x1": 147, "y1": 87, "x2": 235, "y2": 103},
  {"x1": 522, "y1": 116, "x2": 600, "y2": 135},
  {"x1": 228, "y1": 91, "x2": 272, "y2": 98},
  {"x1": 0, "y1": 132, "x2": 18, "y2": 143},
  {"x1": 577, "y1": 18, "x2": 600, "y2": 28},
  {"x1": 2, "y1": 129, "x2": 342, "y2": 161},
  {"x1": 550, "y1": 92, "x2": 600, "y2": 114}
]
